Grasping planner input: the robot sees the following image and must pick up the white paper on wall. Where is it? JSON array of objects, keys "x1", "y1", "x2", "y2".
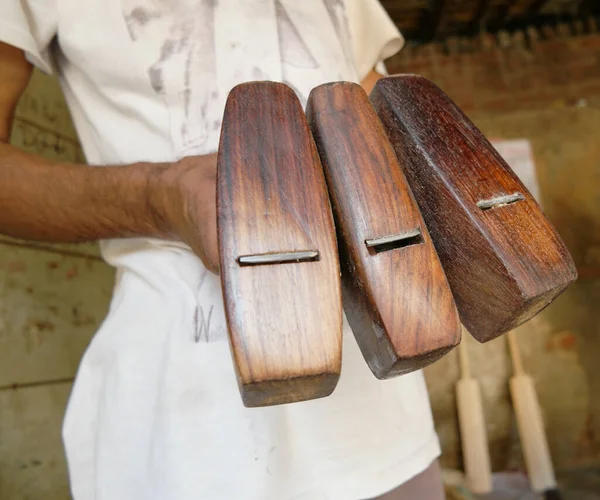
[{"x1": 491, "y1": 139, "x2": 541, "y2": 205}]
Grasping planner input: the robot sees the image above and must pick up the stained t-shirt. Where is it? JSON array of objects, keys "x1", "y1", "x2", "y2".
[{"x1": 1, "y1": 1, "x2": 441, "y2": 499}]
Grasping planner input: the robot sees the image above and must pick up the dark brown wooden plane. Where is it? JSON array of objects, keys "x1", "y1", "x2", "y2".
[{"x1": 371, "y1": 75, "x2": 577, "y2": 342}]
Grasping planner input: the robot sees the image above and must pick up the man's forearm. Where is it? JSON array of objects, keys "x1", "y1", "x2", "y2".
[
  {"x1": 0, "y1": 143, "x2": 173, "y2": 242},
  {"x1": 0, "y1": 42, "x2": 219, "y2": 270},
  {"x1": 0, "y1": 72, "x2": 379, "y2": 262}
]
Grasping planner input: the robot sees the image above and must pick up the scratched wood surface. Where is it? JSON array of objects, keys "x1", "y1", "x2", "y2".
[
  {"x1": 217, "y1": 82, "x2": 342, "y2": 407},
  {"x1": 306, "y1": 82, "x2": 460, "y2": 378},
  {"x1": 371, "y1": 75, "x2": 577, "y2": 342}
]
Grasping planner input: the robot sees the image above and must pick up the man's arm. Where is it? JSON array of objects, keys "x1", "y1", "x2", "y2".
[
  {"x1": 0, "y1": 43, "x2": 31, "y2": 140},
  {"x1": 0, "y1": 42, "x2": 219, "y2": 271},
  {"x1": 0, "y1": 42, "x2": 381, "y2": 272}
]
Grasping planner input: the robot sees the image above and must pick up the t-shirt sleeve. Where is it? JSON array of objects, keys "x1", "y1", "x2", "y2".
[
  {"x1": 0, "y1": 0, "x2": 58, "y2": 74},
  {"x1": 346, "y1": 0, "x2": 404, "y2": 81}
]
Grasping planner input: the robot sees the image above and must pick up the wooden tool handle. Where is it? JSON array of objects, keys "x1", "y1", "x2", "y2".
[
  {"x1": 510, "y1": 374, "x2": 557, "y2": 491},
  {"x1": 508, "y1": 330, "x2": 557, "y2": 492},
  {"x1": 306, "y1": 82, "x2": 460, "y2": 378},
  {"x1": 507, "y1": 330, "x2": 525, "y2": 375},
  {"x1": 217, "y1": 82, "x2": 342, "y2": 407},
  {"x1": 371, "y1": 75, "x2": 577, "y2": 342},
  {"x1": 457, "y1": 377, "x2": 493, "y2": 494},
  {"x1": 456, "y1": 336, "x2": 493, "y2": 494}
]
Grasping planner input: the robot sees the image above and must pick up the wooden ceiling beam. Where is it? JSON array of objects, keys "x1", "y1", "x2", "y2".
[
  {"x1": 469, "y1": 0, "x2": 492, "y2": 32},
  {"x1": 381, "y1": 0, "x2": 596, "y2": 41},
  {"x1": 426, "y1": 0, "x2": 448, "y2": 40}
]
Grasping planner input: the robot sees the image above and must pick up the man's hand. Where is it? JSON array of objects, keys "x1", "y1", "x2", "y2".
[{"x1": 151, "y1": 154, "x2": 220, "y2": 274}]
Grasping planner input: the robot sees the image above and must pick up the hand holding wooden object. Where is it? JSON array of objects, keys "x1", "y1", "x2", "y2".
[
  {"x1": 217, "y1": 82, "x2": 343, "y2": 407},
  {"x1": 371, "y1": 75, "x2": 577, "y2": 342},
  {"x1": 306, "y1": 82, "x2": 460, "y2": 378}
]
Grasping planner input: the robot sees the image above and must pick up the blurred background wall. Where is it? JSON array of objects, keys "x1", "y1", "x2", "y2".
[{"x1": 1, "y1": 3, "x2": 600, "y2": 498}]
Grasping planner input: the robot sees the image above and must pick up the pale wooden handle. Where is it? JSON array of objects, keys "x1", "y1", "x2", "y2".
[
  {"x1": 456, "y1": 377, "x2": 493, "y2": 494},
  {"x1": 458, "y1": 330, "x2": 471, "y2": 378},
  {"x1": 507, "y1": 330, "x2": 525, "y2": 375},
  {"x1": 510, "y1": 374, "x2": 556, "y2": 491}
]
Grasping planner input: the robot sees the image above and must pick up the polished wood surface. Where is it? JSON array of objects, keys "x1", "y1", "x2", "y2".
[
  {"x1": 371, "y1": 75, "x2": 577, "y2": 342},
  {"x1": 307, "y1": 82, "x2": 460, "y2": 378},
  {"x1": 217, "y1": 82, "x2": 342, "y2": 407}
]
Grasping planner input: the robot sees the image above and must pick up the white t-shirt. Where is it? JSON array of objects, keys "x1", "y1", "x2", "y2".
[{"x1": 1, "y1": 1, "x2": 441, "y2": 499}]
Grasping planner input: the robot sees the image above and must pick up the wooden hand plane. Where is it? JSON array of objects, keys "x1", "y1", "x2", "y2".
[
  {"x1": 217, "y1": 82, "x2": 342, "y2": 407},
  {"x1": 306, "y1": 82, "x2": 460, "y2": 378},
  {"x1": 370, "y1": 75, "x2": 577, "y2": 342}
]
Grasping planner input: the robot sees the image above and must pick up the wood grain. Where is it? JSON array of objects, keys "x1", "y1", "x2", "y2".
[
  {"x1": 306, "y1": 82, "x2": 460, "y2": 378},
  {"x1": 371, "y1": 75, "x2": 577, "y2": 342},
  {"x1": 217, "y1": 82, "x2": 342, "y2": 407}
]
